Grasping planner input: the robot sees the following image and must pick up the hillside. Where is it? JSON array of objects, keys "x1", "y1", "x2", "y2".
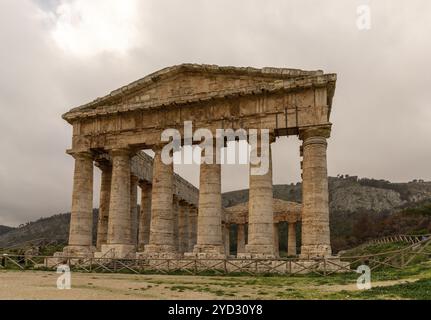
[
  {"x1": 0, "y1": 225, "x2": 14, "y2": 236},
  {"x1": 0, "y1": 212, "x2": 98, "y2": 249},
  {"x1": 223, "y1": 176, "x2": 431, "y2": 212},
  {"x1": 1, "y1": 176, "x2": 431, "y2": 251}
]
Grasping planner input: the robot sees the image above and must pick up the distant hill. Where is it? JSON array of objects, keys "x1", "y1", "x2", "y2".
[
  {"x1": 1, "y1": 176, "x2": 431, "y2": 252},
  {"x1": 224, "y1": 176, "x2": 431, "y2": 251},
  {"x1": 0, "y1": 225, "x2": 14, "y2": 236},
  {"x1": 223, "y1": 176, "x2": 431, "y2": 213},
  {"x1": 0, "y1": 211, "x2": 98, "y2": 249}
]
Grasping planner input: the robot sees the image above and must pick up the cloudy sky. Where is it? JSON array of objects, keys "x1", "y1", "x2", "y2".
[{"x1": 0, "y1": 0, "x2": 430, "y2": 226}]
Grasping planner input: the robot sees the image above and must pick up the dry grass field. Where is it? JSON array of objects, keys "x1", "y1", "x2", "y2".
[{"x1": 1, "y1": 262, "x2": 430, "y2": 300}]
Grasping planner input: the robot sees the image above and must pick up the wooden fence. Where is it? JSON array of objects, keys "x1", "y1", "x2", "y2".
[
  {"x1": 366, "y1": 234, "x2": 430, "y2": 245},
  {"x1": 1, "y1": 237, "x2": 430, "y2": 276}
]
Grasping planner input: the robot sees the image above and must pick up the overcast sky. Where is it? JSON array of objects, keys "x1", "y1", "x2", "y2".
[{"x1": 0, "y1": 0, "x2": 430, "y2": 226}]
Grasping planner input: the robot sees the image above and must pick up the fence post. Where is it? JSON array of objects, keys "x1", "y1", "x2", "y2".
[{"x1": 323, "y1": 259, "x2": 327, "y2": 276}]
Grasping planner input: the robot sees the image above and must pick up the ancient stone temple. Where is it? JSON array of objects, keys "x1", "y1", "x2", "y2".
[{"x1": 61, "y1": 64, "x2": 337, "y2": 261}]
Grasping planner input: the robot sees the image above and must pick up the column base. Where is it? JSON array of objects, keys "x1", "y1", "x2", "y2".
[
  {"x1": 244, "y1": 244, "x2": 275, "y2": 259},
  {"x1": 144, "y1": 244, "x2": 177, "y2": 253},
  {"x1": 45, "y1": 246, "x2": 95, "y2": 268},
  {"x1": 287, "y1": 252, "x2": 298, "y2": 257},
  {"x1": 237, "y1": 253, "x2": 276, "y2": 259},
  {"x1": 141, "y1": 244, "x2": 181, "y2": 259},
  {"x1": 94, "y1": 244, "x2": 136, "y2": 259},
  {"x1": 188, "y1": 244, "x2": 226, "y2": 259},
  {"x1": 300, "y1": 244, "x2": 332, "y2": 259},
  {"x1": 61, "y1": 245, "x2": 96, "y2": 257}
]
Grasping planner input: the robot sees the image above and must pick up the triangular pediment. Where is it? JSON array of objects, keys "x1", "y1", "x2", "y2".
[{"x1": 69, "y1": 64, "x2": 324, "y2": 113}]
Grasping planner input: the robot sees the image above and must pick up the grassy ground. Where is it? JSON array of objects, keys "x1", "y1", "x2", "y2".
[
  {"x1": 342, "y1": 242, "x2": 412, "y2": 257},
  {"x1": 1, "y1": 261, "x2": 430, "y2": 300}
]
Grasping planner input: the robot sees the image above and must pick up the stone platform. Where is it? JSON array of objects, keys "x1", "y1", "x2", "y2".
[{"x1": 43, "y1": 250, "x2": 351, "y2": 274}]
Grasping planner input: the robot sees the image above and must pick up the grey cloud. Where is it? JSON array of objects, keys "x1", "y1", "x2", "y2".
[{"x1": 0, "y1": 0, "x2": 430, "y2": 225}]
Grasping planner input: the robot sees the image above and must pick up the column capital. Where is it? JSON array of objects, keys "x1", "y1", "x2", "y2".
[
  {"x1": 110, "y1": 147, "x2": 133, "y2": 158},
  {"x1": 69, "y1": 150, "x2": 94, "y2": 161},
  {"x1": 299, "y1": 125, "x2": 332, "y2": 141}
]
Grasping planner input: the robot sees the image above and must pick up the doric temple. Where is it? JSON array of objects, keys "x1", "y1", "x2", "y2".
[{"x1": 61, "y1": 64, "x2": 337, "y2": 261}]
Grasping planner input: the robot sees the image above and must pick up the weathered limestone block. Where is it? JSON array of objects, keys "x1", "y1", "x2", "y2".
[
  {"x1": 273, "y1": 223, "x2": 279, "y2": 258},
  {"x1": 144, "y1": 147, "x2": 178, "y2": 257},
  {"x1": 244, "y1": 138, "x2": 274, "y2": 258},
  {"x1": 96, "y1": 161, "x2": 112, "y2": 250},
  {"x1": 178, "y1": 201, "x2": 189, "y2": 253},
  {"x1": 64, "y1": 151, "x2": 95, "y2": 256},
  {"x1": 300, "y1": 126, "x2": 332, "y2": 258},
  {"x1": 287, "y1": 222, "x2": 297, "y2": 256},
  {"x1": 173, "y1": 197, "x2": 179, "y2": 251},
  {"x1": 224, "y1": 224, "x2": 231, "y2": 256},
  {"x1": 130, "y1": 175, "x2": 139, "y2": 246},
  {"x1": 97, "y1": 148, "x2": 135, "y2": 259},
  {"x1": 138, "y1": 182, "x2": 152, "y2": 251},
  {"x1": 236, "y1": 224, "x2": 246, "y2": 255},
  {"x1": 191, "y1": 149, "x2": 225, "y2": 258},
  {"x1": 187, "y1": 205, "x2": 198, "y2": 252}
]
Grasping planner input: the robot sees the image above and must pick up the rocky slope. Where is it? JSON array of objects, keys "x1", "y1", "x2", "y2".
[{"x1": 223, "y1": 176, "x2": 431, "y2": 214}]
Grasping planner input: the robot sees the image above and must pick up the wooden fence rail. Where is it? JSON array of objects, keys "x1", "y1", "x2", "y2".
[
  {"x1": 1, "y1": 237, "x2": 430, "y2": 276},
  {"x1": 366, "y1": 234, "x2": 430, "y2": 246}
]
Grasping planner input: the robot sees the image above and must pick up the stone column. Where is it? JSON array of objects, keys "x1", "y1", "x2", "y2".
[
  {"x1": 299, "y1": 126, "x2": 332, "y2": 258},
  {"x1": 193, "y1": 144, "x2": 224, "y2": 257},
  {"x1": 187, "y1": 205, "x2": 198, "y2": 251},
  {"x1": 178, "y1": 201, "x2": 189, "y2": 254},
  {"x1": 287, "y1": 222, "x2": 297, "y2": 256},
  {"x1": 273, "y1": 223, "x2": 279, "y2": 258},
  {"x1": 244, "y1": 135, "x2": 274, "y2": 257},
  {"x1": 144, "y1": 146, "x2": 177, "y2": 257},
  {"x1": 130, "y1": 175, "x2": 139, "y2": 247},
  {"x1": 223, "y1": 224, "x2": 230, "y2": 256},
  {"x1": 236, "y1": 224, "x2": 246, "y2": 255},
  {"x1": 96, "y1": 161, "x2": 112, "y2": 250},
  {"x1": 99, "y1": 148, "x2": 135, "y2": 258},
  {"x1": 173, "y1": 197, "x2": 179, "y2": 252},
  {"x1": 65, "y1": 151, "x2": 95, "y2": 256},
  {"x1": 138, "y1": 182, "x2": 152, "y2": 251}
]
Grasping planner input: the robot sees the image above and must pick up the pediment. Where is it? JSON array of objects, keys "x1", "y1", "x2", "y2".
[{"x1": 69, "y1": 64, "x2": 324, "y2": 113}]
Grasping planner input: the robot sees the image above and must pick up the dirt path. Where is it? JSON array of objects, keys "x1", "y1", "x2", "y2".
[
  {"x1": 0, "y1": 270, "x2": 420, "y2": 300},
  {"x1": 0, "y1": 271, "x2": 217, "y2": 300}
]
